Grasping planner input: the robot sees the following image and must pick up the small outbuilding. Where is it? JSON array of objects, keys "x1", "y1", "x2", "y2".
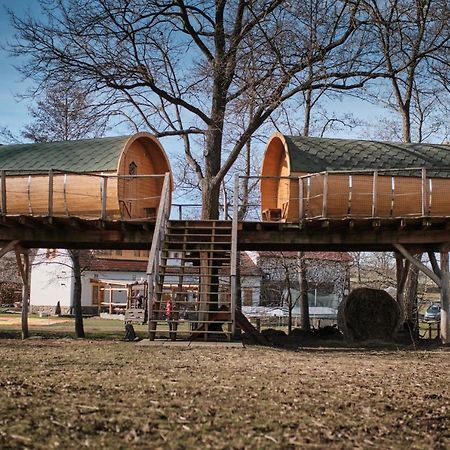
[
  {"x1": 0, "y1": 132, "x2": 172, "y2": 220},
  {"x1": 261, "y1": 133, "x2": 450, "y2": 221}
]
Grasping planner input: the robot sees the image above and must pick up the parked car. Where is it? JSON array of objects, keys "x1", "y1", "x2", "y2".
[{"x1": 424, "y1": 304, "x2": 441, "y2": 321}]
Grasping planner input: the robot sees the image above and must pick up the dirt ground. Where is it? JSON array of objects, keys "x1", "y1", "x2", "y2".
[{"x1": 0, "y1": 340, "x2": 448, "y2": 450}]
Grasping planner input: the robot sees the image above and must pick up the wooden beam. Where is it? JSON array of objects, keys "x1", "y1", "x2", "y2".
[
  {"x1": 0, "y1": 240, "x2": 19, "y2": 259},
  {"x1": 393, "y1": 244, "x2": 441, "y2": 287},
  {"x1": 440, "y1": 251, "x2": 449, "y2": 344}
]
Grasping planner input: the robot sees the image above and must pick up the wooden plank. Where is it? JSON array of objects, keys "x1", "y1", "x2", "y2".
[{"x1": 440, "y1": 251, "x2": 450, "y2": 344}]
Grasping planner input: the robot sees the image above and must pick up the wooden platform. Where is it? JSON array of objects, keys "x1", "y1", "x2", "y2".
[
  {"x1": 2, "y1": 216, "x2": 450, "y2": 252},
  {"x1": 238, "y1": 217, "x2": 450, "y2": 252}
]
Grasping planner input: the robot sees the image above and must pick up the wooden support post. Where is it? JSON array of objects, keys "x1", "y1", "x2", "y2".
[
  {"x1": 372, "y1": 170, "x2": 378, "y2": 217},
  {"x1": 1, "y1": 170, "x2": 6, "y2": 215},
  {"x1": 14, "y1": 246, "x2": 30, "y2": 340},
  {"x1": 298, "y1": 177, "x2": 304, "y2": 223},
  {"x1": 48, "y1": 169, "x2": 54, "y2": 217},
  {"x1": 390, "y1": 176, "x2": 395, "y2": 217},
  {"x1": 322, "y1": 172, "x2": 328, "y2": 219},
  {"x1": 440, "y1": 252, "x2": 450, "y2": 344},
  {"x1": 421, "y1": 168, "x2": 428, "y2": 216},
  {"x1": 347, "y1": 175, "x2": 352, "y2": 216},
  {"x1": 101, "y1": 176, "x2": 108, "y2": 220}
]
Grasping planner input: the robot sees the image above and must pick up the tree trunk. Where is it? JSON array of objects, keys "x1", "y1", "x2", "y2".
[
  {"x1": 303, "y1": 88, "x2": 312, "y2": 137},
  {"x1": 404, "y1": 256, "x2": 420, "y2": 340},
  {"x1": 298, "y1": 252, "x2": 310, "y2": 331},
  {"x1": 201, "y1": 178, "x2": 221, "y2": 220},
  {"x1": 69, "y1": 250, "x2": 85, "y2": 338},
  {"x1": 401, "y1": 107, "x2": 412, "y2": 143}
]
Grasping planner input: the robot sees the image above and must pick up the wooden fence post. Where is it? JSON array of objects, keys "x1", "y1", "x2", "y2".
[
  {"x1": 48, "y1": 169, "x2": 54, "y2": 217},
  {"x1": 372, "y1": 170, "x2": 378, "y2": 217},
  {"x1": 101, "y1": 176, "x2": 108, "y2": 220},
  {"x1": 1, "y1": 170, "x2": 6, "y2": 215}
]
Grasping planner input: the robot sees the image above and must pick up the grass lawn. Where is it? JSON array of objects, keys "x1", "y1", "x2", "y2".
[
  {"x1": 0, "y1": 338, "x2": 448, "y2": 449},
  {"x1": 0, "y1": 314, "x2": 146, "y2": 340}
]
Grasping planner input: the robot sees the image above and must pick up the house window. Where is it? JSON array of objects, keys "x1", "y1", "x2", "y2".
[{"x1": 129, "y1": 161, "x2": 137, "y2": 175}]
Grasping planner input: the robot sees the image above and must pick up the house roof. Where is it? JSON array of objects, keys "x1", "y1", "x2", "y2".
[
  {"x1": 257, "y1": 251, "x2": 352, "y2": 262},
  {"x1": 79, "y1": 251, "x2": 263, "y2": 276},
  {"x1": 282, "y1": 135, "x2": 450, "y2": 176},
  {"x1": 0, "y1": 136, "x2": 130, "y2": 173}
]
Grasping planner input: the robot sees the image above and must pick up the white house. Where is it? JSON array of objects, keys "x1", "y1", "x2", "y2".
[{"x1": 30, "y1": 249, "x2": 264, "y2": 315}]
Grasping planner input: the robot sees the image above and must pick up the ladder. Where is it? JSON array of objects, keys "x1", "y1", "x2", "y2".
[{"x1": 148, "y1": 220, "x2": 234, "y2": 340}]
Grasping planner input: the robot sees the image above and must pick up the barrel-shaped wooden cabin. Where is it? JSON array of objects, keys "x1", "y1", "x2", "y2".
[
  {"x1": 0, "y1": 132, "x2": 172, "y2": 220},
  {"x1": 261, "y1": 133, "x2": 450, "y2": 222}
]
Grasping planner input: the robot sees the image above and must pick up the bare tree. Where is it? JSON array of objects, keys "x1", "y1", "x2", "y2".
[
  {"x1": 22, "y1": 81, "x2": 109, "y2": 142},
  {"x1": 9, "y1": 0, "x2": 384, "y2": 219},
  {"x1": 19, "y1": 80, "x2": 109, "y2": 338},
  {"x1": 363, "y1": 0, "x2": 450, "y2": 143}
]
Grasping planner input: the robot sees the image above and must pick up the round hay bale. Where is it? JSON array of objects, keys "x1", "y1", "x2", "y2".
[{"x1": 338, "y1": 288, "x2": 401, "y2": 342}]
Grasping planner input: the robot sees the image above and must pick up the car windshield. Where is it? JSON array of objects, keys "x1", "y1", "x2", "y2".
[{"x1": 427, "y1": 305, "x2": 440, "y2": 312}]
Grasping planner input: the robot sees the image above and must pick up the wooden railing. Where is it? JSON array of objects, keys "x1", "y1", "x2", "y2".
[
  {"x1": 0, "y1": 169, "x2": 166, "y2": 220},
  {"x1": 238, "y1": 168, "x2": 450, "y2": 222},
  {"x1": 146, "y1": 172, "x2": 172, "y2": 335}
]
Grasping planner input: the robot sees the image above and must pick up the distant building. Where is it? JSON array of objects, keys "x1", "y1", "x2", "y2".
[
  {"x1": 247, "y1": 251, "x2": 352, "y2": 311},
  {"x1": 30, "y1": 249, "x2": 351, "y2": 316}
]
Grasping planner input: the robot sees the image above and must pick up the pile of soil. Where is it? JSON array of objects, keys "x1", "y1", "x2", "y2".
[{"x1": 338, "y1": 288, "x2": 401, "y2": 342}]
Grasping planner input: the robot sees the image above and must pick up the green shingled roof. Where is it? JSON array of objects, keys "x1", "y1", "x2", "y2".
[
  {"x1": 284, "y1": 135, "x2": 450, "y2": 176},
  {"x1": 0, "y1": 136, "x2": 131, "y2": 172}
]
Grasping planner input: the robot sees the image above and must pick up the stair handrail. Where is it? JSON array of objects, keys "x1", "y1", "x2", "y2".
[
  {"x1": 146, "y1": 172, "x2": 171, "y2": 324},
  {"x1": 230, "y1": 173, "x2": 240, "y2": 335}
]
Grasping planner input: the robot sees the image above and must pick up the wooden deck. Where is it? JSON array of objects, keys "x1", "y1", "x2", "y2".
[{"x1": 2, "y1": 216, "x2": 450, "y2": 253}]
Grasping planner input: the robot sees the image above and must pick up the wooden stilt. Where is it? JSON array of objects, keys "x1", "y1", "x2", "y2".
[
  {"x1": 440, "y1": 252, "x2": 450, "y2": 344},
  {"x1": 14, "y1": 246, "x2": 30, "y2": 340}
]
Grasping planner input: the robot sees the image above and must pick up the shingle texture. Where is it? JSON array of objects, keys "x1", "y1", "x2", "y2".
[
  {"x1": 285, "y1": 136, "x2": 450, "y2": 177},
  {"x1": 0, "y1": 136, "x2": 130, "y2": 172}
]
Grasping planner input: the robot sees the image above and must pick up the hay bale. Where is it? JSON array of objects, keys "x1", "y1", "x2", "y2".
[{"x1": 338, "y1": 288, "x2": 401, "y2": 342}]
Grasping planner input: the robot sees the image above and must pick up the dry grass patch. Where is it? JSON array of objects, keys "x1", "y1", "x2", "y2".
[{"x1": 0, "y1": 340, "x2": 448, "y2": 449}]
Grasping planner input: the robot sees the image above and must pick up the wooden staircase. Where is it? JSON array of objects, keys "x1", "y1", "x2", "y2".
[{"x1": 148, "y1": 220, "x2": 234, "y2": 340}]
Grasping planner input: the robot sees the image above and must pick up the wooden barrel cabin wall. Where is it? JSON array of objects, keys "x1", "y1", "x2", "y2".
[
  {"x1": 0, "y1": 132, "x2": 172, "y2": 220},
  {"x1": 261, "y1": 133, "x2": 450, "y2": 222}
]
